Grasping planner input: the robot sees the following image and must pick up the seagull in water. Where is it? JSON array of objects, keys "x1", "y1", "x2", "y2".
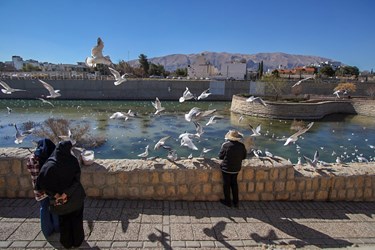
[
  {"x1": 38, "y1": 79, "x2": 61, "y2": 98},
  {"x1": 291, "y1": 76, "x2": 314, "y2": 88},
  {"x1": 246, "y1": 96, "x2": 267, "y2": 106},
  {"x1": 0, "y1": 80, "x2": 26, "y2": 94},
  {"x1": 197, "y1": 88, "x2": 211, "y2": 100},
  {"x1": 281, "y1": 122, "x2": 314, "y2": 146},
  {"x1": 85, "y1": 37, "x2": 112, "y2": 68},
  {"x1": 108, "y1": 67, "x2": 127, "y2": 85},
  {"x1": 151, "y1": 97, "x2": 165, "y2": 115},
  {"x1": 179, "y1": 87, "x2": 195, "y2": 102},
  {"x1": 6, "y1": 107, "x2": 12, "y2": 114}
]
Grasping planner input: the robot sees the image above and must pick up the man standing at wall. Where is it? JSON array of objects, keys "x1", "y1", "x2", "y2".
[{"x1": 218, "y1": 130, "x2": 247, "y2": 208}]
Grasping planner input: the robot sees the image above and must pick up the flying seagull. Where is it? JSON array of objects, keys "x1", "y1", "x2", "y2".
[
  {"x1": 108, "y1": 67, "x2": 127, "y2": 85},
  {"x1": 85, "y1": 37, "x2": 112, "y2": 68},
  {"x1": 38, "y1": 79, "x2": 61, "y2": 98},
  {"x1": 303, "y1": 150, "x2": 319, "y2": 168},
  {"x1": 0, "y1": 80, "x2": 26, "y2": 94},
  {"x1": 154, "y1": 136, "x2": 171, "y2": 150},
  {"x1": 249, "y1": 124, "x2": 261, "y2": 137},
  {"x1": 246, "y1": 96, "x2": 267, "y2": 106},
  {"x1": 14, "y1": 124, "x2": 34, "y2": 144},
  {"x1": 281, "y1": 122, "x2": 314, "y2": 146},
  {"x1": 137, "y1": 145, "x2": 149, "y2": 158},
  {"x1": 197, "y1": 88, "x2": 211, "y2": 100},
  {"x1": 37, "y1": 98, "x2": 54, "y2": 107},
  {"x1": 291, "y1": 76, "x2": 314, "y2": 88},
  {"x1": 151, "y1": 97, "x2": 165, "y2": 115},
  {"x1": 179, "y1": 87, "x2": 195, "y2": 102},
  {"x1": 206, "y1": 115, "x2": 224, "y2": 126},
  {"x1": 180, "y1": 135, "x2": 198, "y2": 150}
]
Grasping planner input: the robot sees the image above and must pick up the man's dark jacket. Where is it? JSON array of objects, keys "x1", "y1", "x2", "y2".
[{"x1": 218, "y1": 140, "x2": 247, "y2": 173}]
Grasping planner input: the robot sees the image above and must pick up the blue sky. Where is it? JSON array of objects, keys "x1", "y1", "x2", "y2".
[{"x1": 1, "y1": 0, "x2": 374, "y2": 70}]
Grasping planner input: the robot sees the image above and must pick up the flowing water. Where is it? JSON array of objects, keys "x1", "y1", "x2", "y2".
[{"x1": 0, "y1": 99, "x2": 374, "y2": 164}]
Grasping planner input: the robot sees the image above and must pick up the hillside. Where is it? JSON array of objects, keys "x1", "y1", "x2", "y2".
[{"x1": 128, "y1": 52, "x2": 339, "y2": 72}]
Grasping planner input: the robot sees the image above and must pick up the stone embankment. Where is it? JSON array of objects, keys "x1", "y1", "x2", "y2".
[
  {"x1": 231, "y1": 95, "x2": 375, "y2": 119},
  {"x1": 1, "y1": 148, "x2": 374, "y2": 201}
]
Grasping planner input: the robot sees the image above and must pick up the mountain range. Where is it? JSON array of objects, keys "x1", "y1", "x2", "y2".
[{"x1": 128, "y1": 52, "x2": 340, "y2": 72}]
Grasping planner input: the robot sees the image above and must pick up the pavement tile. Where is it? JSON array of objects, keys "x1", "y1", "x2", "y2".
[
  {"x1": 189, "y1": 209, "x2": 212, "y2": 224},
  {"x1": 0, "y1": 241, "x2": 12, "y2": 248},
  {"x1": 111, "y1": 241, "x2": 128, "y2": 248},
  {"x1": 137, "y1": 223, "x2": 163, "y2": 241},
  {"x1": 245, "y1": 209, "x2": 271, "y2": 223},
  {"x1": 120, "y1": 208, "x2": 142, "y2": 223},
  {"x1": 97, "y1": 207, "x2": 122, "y2": 221},
  {"x1": 127, "y1": 241, "x2": 143, "y2": 248},
  {"x1": 170, "y1": 224, "x2": 193, "y2": 241},
  {"x1": 141, "y1": 209, "x2": 163, "y2": 223},
  {"x1": 27, "y1": 240, "x2": 47, "y2": 248},
  {"x1": 186, "y1": 240, "x2": 201, "y2": 247},
  {"x1": 113, "y1": 222, "x2": 140, "y2": 241},
  {"x1": 9, "y1": 241, "x2": 29, "y2": 248},
  {"x1": 87, "y1": 222, "x2": 118, "y2": 241},
  {"x1": 0, "y1": 222, "x2": 21, "y2": 240},
  {"x1": 95, "y1": 240, "x2": 112, "y2": 248},
  {"x1": 209, "y1": 210, "x2": 233, "y2": 223},
  {"x1": 192, "y1": 224, "x2": 217, "y2": 241},
  {"x1": 169, "y1": 209, "x2": 191, "y2": 224},
  {"x1": 7, "y1": 222, "x2": 40, "y2": 241}
]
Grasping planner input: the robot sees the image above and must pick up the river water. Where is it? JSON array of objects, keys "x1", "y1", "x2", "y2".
[{"x1": 0, "y1": 99, "x2": 374, "y2": 164}]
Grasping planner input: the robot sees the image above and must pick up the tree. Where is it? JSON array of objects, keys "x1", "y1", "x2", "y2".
[
  {"x1": 258, "y1": 61, "x2": 264, "y2": 79},
  {"x1": 175, "y1": 68, "x2": 187, "y2": 77},
  {"x1": 261, "y1": 74, "x2": 287, "y2": 101},
  {"x1": 22, "y1": 63, "x2": 41, "y2": 72},
  {"x1": 319, "y1": 65, "x2": 335, "y2": 77},
  {"x1": 138, "y1": 54, "x2": 149, "y2": 77},
  {"x1": 271, "y1": 69, "x2": 279, "y2": 78},
  {"x1": 336, "y1": 66, "x2": 359, "y2": 77},
  {"x1": 334, "y1": 82, "x2": 357, "y2": 97},
  {"x1": 148, "y1": 63, "x2": 166, "y2": 76}
]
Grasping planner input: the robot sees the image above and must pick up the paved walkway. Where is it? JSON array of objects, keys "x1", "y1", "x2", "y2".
[{"x1": 1, "y1": 198, "x2": 375, "y2": 249}]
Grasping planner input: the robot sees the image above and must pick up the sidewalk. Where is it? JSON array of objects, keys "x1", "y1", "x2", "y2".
[{"x1": 1, "y1": 198, "x2": 375, "y2": 249}]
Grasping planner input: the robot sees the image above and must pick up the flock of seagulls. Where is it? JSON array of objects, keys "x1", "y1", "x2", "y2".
[{"x1": 1, "y1": 37, "x2": 373, "y2": 167}]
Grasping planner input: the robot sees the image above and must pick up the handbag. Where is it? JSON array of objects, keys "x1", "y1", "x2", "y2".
[{"x1": 49, "y1": 182, "x2": 86, "y2": 215}]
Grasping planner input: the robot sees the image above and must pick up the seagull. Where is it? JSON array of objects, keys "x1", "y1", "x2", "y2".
[
  {"x1": 249, "y1": 124, "x2": 261, "y2": 137},
  {"x1": 185, "y1": 107, "x2": 216, "y2": 122},
  {"x1": 357, "y1": 156, "x2": 369, "y2": 163},
  {"x1": 303, "y1": 150, "x2": 319, "y2": 168},
  {"x1": 6, "y1": 107, "x2": 12, "y2": 114},
  {"x1": 58, "y1": 129, "x2": 76, "y2": 145},
  {"x1": 108, "y1": 67, "x2": 127, "y2": 85},
  {"x1": 151, "y1": 97, "x2": 165, "y2": 115},
  {"x1": 179, "y1": 87, "x2": 195, "y2": 102},
  {"x1": 180, "y1": 135, "x2": 198, "y2": 150},
  {"x1": 167, "y1": 149, "x2": 178, "y2": 161},
  {"x1": 336, "y1": 157, "x2": 342, "y2": 164},
  {"x1": 109, "y1": 110, "x2": 136, "y2": 120},
  {"x1": 369, "y1": 145, "x2": 375, "y2": 149},
  {"x1": 154, "y1": 136, "x2": 171, "y2": 150},
  {"x1": 138, "y1": 145, "x2": 149, "y2": 158},
  {"x1": 37, "y1": 97, "x2": 54, "y2": 107},
  {"x1": 264, "y1": 148, "x2": 273, "y2": 157},
  {"x1": 238, "y1": 115, "x2": 244, "y2": 123},
  {"x1": 333, "y1": 90, "x2": 342, "y2": 98},
  {"x1": 291, "y1": 76, "x2": 314, "y2": 88},
  {"x1": 85, "y1": 37, "x2": 112, "y2": 68},
  {"x1": 14, "y1": 124, "x2": 34, "y2": 144},
  {"x1": 246, "y1": 96, "x2": 267, "y2": 106},
  {"x1": 197, "y1": 88, "x2": 211, "y2": 100},
  {"x1": 297, "y1": 157, "x2": 302, "y2": 165},
  {"x1": 38, "y1": 79, "x2": 61, "y2": 98},
  {"x1": 193, "y1": 121, "x2": 204, "y2": 138},
  {"x1": 282, "y1": 122, "x2": 314, "y2": 146},
  {"x1": 200, "y1": 147, "x2": 212, "y2": 157},
  {"x1": 206, "y1": 115, "x2": 224, "y2": 126},
  {"x1": 0, "y1": 80, "x2": 26, "y2": 94}
]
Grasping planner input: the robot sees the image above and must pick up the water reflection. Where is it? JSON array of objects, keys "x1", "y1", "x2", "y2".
[{"x1": 0, "y1": 99, "x2": 374, "y2": 163}]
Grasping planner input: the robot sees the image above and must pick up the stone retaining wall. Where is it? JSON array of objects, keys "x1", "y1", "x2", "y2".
[
  {"x1": 1, "y1": 148, "x2": 374, "y2": 201},
  {"x1": 230, "y1": 95, "x2": 375, "y2": 119}
]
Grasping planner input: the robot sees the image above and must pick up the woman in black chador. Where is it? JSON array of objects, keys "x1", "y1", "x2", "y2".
[{"x1": 36, "y1": 140, "x2": 85, "y2": 248}]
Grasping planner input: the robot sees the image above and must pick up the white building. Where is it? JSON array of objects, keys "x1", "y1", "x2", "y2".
[
  {"x1": 220, "y1": 62, "x2": 246, "y2": 80},
  {"x1": 12, "y1": 56, "x2": 24, "y2": 70},
  {"x1": 187, "y1": 54, "x2": 219, "y2": 79}
]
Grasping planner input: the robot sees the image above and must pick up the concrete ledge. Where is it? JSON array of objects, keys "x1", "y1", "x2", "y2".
[
  {"x1": 1, "y1": 148, "x2": 374, "y2": 201},
  {"x1": 230, "y1": 95, "x2": 375, "y2": 119}
]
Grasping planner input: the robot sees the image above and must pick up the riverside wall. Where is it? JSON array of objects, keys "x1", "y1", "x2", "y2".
[
  {"x1": 1, "y1": 148, "x2": 374, "y2": 201},
  {"x1": 230, "y1": 95, "x2": 375, "y2": 119},
  {"x1": 0, "y1": 79, "x2": 374, "y2": 100}
]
